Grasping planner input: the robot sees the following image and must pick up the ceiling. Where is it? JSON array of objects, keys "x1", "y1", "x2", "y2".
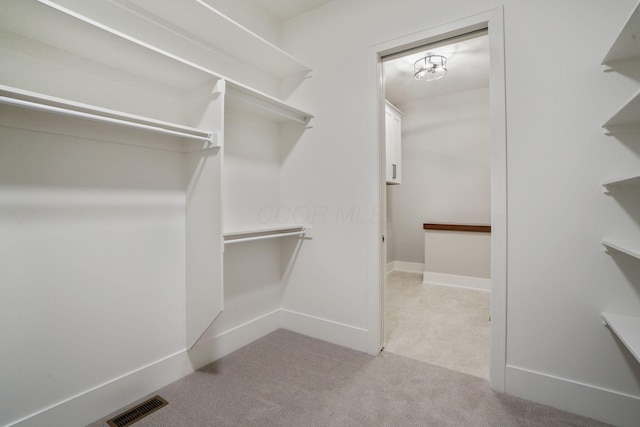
[
  {"x1": 253, "y1": 0, "x2": 334, "y2": 21},
  {"x1": 383, "y1": 34, "x2": 490, "y2": 107}
]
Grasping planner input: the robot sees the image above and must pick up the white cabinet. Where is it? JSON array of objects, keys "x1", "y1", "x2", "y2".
[{"x1": 385, "y1": 100, "x2": 403, "y2": 185}]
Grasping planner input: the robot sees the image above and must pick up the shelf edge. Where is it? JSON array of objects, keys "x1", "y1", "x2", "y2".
[
  {"x1": 602, "y1": 174, "x2": 640, "y2": 187},
  {"x1": 602, "y1": 240, "x2": 640, "y2": 259},
  {"x1": 602, "y1": 312, "x2": 640, "y2": 363}
]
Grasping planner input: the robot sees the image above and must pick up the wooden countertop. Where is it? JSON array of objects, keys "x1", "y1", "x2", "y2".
[{"x1": 423, "y1": 223, "x2": 491, "y2": 233}]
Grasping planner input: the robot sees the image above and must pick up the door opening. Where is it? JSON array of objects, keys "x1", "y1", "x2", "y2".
[
  {"x1": 368, "y1": 8, "x2": 507, "y2": 392},
  {"x1": 381, "y1": 30, "x2": 492, "y2": 380}
]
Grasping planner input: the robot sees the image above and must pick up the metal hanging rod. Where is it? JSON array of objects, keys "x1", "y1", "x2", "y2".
[
  {"x1": 224, "y1": 228, "x2": 307, "y2": 244},
  {"x1": 0, "y1": 88, "x2": 217, "y2": 146}
]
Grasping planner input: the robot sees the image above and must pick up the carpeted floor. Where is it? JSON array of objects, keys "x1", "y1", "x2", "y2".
[{"x1": 88, "y1": 329, "x2": 609, "y2": 427}]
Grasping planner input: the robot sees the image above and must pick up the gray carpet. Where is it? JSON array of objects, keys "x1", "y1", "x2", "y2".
[{"x1": 88, "y1": 329, "x2": 609, "y2": 426}]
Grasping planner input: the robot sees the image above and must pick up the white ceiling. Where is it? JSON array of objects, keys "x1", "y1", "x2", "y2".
[
  {"x1": 384, "y1": 34, "x2": 490, "y2": 107},
  {"x1": 253, "y1": 0, "x2": 334, "y2": 21}
]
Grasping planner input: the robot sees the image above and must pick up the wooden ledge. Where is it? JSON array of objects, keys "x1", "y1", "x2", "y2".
[{"x1": 423, "y1": 223, "x2": 491, "y2": 233}]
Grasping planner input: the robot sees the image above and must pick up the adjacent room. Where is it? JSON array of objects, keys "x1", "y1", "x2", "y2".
[{"x1": 382, "y1": 32, "x2": 492, "y2": 380}]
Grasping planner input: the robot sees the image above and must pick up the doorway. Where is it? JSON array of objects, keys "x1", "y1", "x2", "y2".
[
  {"x1": 368, "y1": 8, "x2": 507, "y2": 391},
  {"x1": 382, "y1": 31, "x2": 492, "y2": 379}
]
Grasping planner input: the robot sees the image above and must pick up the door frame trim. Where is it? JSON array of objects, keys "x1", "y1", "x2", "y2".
[{"x1": 367, "y1": 6, "x2": 507, "y2": 392}]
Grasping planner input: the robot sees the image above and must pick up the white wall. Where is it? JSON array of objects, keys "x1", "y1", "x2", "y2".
[
  {"x1": 280, "y1": 0, "x2": 640, "y2": 425},
  {"x1": 424, "y1": 230, "x2": 491, "y2": 278},
  {"x1": 389, "y1": 88, "x2": 491, "y2": 264},
  {"x1": 0, "y1": 113, "x2": 187, "y2": 425}
]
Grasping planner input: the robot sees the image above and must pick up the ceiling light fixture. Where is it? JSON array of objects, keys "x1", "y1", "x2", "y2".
[{"x1": 414, "y1": 53, "x2": 447, "y2": 81}]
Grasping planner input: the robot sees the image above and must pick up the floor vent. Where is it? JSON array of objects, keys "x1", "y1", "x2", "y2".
[{"x1": 107, "y1": 395, "x2": 168, "y2": 427}]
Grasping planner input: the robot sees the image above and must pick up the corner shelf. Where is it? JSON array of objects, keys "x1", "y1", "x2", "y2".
[
  {"x1": 224, "y1": 225, "x2": 309, "y2": 244},
  {"x1": 0, "y1": 84, "x2": 218, "y2": 151},
  {"x1": 120, "y1": 0, "x2": 311, "y2": 79},
  {"x1": 602, "y1": 313, "x2": 640, "y2": 363},
  {"x1": 602, "y1": 1, "x2": 640, "y2": 69},
  {"x1": 226, "y1": 83, "x2": 313, "y2": 125},
  {"x1": 602, "y1": 174, "x2": 640, "y2": 188},
  {"x1": 603, "y1": 89, "x2": 640, "y2": 135},
  {"x1": 601, "y1": 1, "x2": 640, "y2": 369},
  {"x1": 603, "y1": 240, "x2": 640, "y2": 260}
]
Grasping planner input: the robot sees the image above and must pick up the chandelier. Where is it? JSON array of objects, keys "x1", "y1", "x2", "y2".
[{"x1": 413, "y1": 54, "x2": 447, "y2": 81}]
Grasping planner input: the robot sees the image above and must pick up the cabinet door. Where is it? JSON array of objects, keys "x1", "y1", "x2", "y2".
[{"x1": 385, "y1": 104, "x2": 402, "y2": 184}]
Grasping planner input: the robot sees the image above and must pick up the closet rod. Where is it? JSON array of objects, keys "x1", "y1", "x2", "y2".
[
  {"x1": 0, "y1": 96, "x2": 214, "y2": 143},
  {"x1": 224, "y1": 229, "x2": 307, "y2": 244}
]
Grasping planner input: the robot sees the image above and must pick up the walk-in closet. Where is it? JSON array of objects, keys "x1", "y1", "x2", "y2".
[{"x1": 3, "y1": 1, "x2": 640, "y2": 426}]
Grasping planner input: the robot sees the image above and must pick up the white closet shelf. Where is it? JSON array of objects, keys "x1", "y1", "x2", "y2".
[
  {"x1": 1, "y1": 0, "x2": 219, "y2": 91},
  {"x1": 226, "y1": 83, "x2": 314, "y2": 125},
  {"x1": 603, "y1": 240, "x2": 640, "y2": 259},
  {"x1": 1, "y1": 0, "x2": 314, "y2": 126},
  {"x1": 602, "y1": 174, "x2": 640, "y2": 188},
  {"x1": 602, "y1": 1, "x2": 640, "y2": 68},
  {"x1": 120, "y1": 0, "x2": 311, "y2": 79},
  {"x1": 0, "y1": 84, "x2": 218, "y2": 150},
  {"x1": 602, "y1": 312, "x2": 640, "y2": 363},
  {"x1": 603, "y1": 89, "x2": 640, "y2": 135},
  {"x1": 224, "y1": 225, "x2": 309, "y2": 244}
]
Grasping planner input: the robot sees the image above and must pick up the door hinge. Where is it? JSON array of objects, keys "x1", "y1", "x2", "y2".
[{"x1": 382, "y1": 235, "x2": 385, "y2": 243}]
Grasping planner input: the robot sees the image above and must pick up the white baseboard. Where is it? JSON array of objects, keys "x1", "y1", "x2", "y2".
[
  {"x1": 280, "y1": 308, "x2": 368, "y2": 353},
  {"x1": 387, "y1": 260, "x2": 425, "y2": 273},
  {"x1": 386, "y1": 261, "x2": 394, "y2": 273},
  {"x1": 423, "y1": 271, "x2": 491, "y2": 291},
  {"x1": 8, "y1": 310, "x2": 281, "y2": 427},
  {"x1": 189, "y1": 310, "x2": 281, "y2": 369},
  {"x1": 505, "y1": 365, "x2": 640, "y2": 427},
  {"x1": 8, "y1": 349, "x2": 195, "y2": 427}
]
